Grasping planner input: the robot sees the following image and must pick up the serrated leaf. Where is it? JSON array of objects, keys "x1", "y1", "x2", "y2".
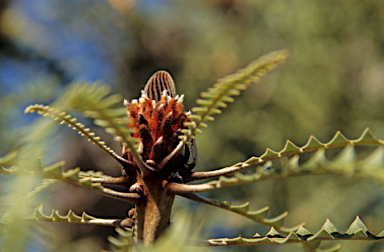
[{"x1": 204, "y1": 217, "x2": 384, "y2": 247}]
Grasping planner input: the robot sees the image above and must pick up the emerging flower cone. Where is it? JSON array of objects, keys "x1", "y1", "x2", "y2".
[
  {"x1": 123, "y1": 71, "x2": 190, "y2": 172},
  {"x1": 122, "y1": 71, "x2": 196, "y2": 187}
]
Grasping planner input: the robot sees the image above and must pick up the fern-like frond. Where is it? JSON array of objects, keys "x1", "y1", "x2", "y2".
[
  {"x1": 25, "y1": 82, "x2": 150, "y2": 175},
  {"x1": 0, "y1": 160, "x2": 140, "y2": 203},
  {"x1": 179, "y1": 50, "x2": 289, "y2": 146},
  {"x1": 180, "y1": 193, "x2": 302, "y2": 234},
  {"x1": 206, "y1": 217, "x2": 379, "y2": 248},
  {"x1": 186, "y1": 128, "x2": 383, "y2": 182},
  {"x1": 42, "y1": 164, "x2": 141, "y2": 204},
  {"x1": 24, "y1": 105, "x2": 127, "y2": 165},
  {"x1": 56, "y1": 82, "x2": 143, "y2": 169}
]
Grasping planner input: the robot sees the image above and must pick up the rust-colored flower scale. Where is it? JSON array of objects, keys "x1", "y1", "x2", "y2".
[{"x1": 122, "y1": 71, "x2": 191, "y2": 172}]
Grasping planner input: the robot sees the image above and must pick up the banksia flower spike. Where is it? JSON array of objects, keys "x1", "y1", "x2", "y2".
[{"x1": 123, "y1": 71, "x2": 195, "y2": 183}]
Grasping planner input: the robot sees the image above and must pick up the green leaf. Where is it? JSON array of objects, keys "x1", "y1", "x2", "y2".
[
  {"x1": 206, "y1": 217, "x2": 383, "y2": 246},
  {"x1": 180, "y1": 49, "x2": 289, "y2": 149}
]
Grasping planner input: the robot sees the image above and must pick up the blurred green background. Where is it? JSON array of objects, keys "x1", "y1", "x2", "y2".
[{"x1": 1, "y1": 0, "x2": 384, "y2": 251}]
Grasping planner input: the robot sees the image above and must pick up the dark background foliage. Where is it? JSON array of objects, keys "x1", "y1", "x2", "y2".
[{"x1": 1, "y1": 0, "x2": 384, "y2": 251}]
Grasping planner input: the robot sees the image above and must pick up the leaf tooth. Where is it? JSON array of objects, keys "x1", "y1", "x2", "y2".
[
  {"x1": 35, "y1": 207, "x2": 50, "y2": 221},
  {"x1": 200, "y1": 92, "x2": 218, "y2": 99},
  {"x1": 203, "y1": 115, "x2": 215, "y2": 122},
  {"x1": 266, "y1": 227, "x2": 282, "y2": 237},
  {"x1": 263, "y1": 211, "x2": 287, "y2": 227},
  {"x1": 354, "y1": 127, "x2": 381, "y2": 145},
  {"x1": 208, "y1": 108, "x2": 222, "y2": 115},
  {"x1": 226, "y1": 89, "x2": 241, "y2": 96},
  {"x1": 67, "y1": 210, "x2": 82, "y2": 221},
  {"x1": 260, "y1": 148, "x2": 279, "y2": 159},
  {"x1": 280, "y1": 223, "x2": 305, "y2": 233},
  {"x1": 52, "y1": 210, "x2": 66, "y2": 220},
  {"x1": 220, "y1": 96, "x2": 235, "y2": 103},
  {"x1": 184, "y1": 121, "x2": 197, "y2": 129},
  {"x1": 327, "y1": 131, "x2": 351, "y2": 147},
  {"x1": 43, "y1": 162, "x2": 64, "y2": 177},
  {"x1": 295, "y1": 226, "x2": 312, "y2": 238},
  {"x1": 243, "y1": 156, "x2": 261, "y2": 165},
  {"x1": 188, "y1": 114, "x2": 202, "y2": 121},
  {"x1": 280, "y1": 140, "x2": 300, "y2": 154},
  {"x1": 234, "y1": 83, "x2": 248, "y2": 90},
  {"x1": 302, "y1": 135, "x2": 325, "y2": 151},
  {"x1": 191, "y1": 107, "x2": 208, "y2": 114},
  {"x1": 196, "y1": 99, "x2": 212, "y2": 106},
  {"x1": 82, "y1": 212, "x2": 96, "y2": 220},
  {"x1": 63, "y1": 168, "x2": 81, "y2": 180},
  {"x1": 247, "y1": 206, "x2": 269, "y2": 220},
  {"x1": 314, "y1": 219, "x2": 338, "y2": 239},
  {"x1": 230, "y1": 202, "x2": 250, "y2": 213},
  {"x1": 250, "y1": 76, "x2": 260, "y2": 83},
  {"x1": 220, "y1": 201, "x2": 232, "y2": 207},
  {"x1": 281, "y1": 232, "x2": 300, "y2": 242}
]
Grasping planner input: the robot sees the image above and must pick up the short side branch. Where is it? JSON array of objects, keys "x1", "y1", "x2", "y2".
[
  {"x1": 91, "y1": 177, "x2": 129, "y2": 187},
  {"x1": 102, "y1": 188, "x2": 142, "y2": 204},
  {"x1": 157, "y1": 141, "x2": 184, "y2": 170},
  {"x1": 164, "y1": 182, "x2": 214, "y2": 194},
  {"x1": 184, "y1": 165, "x2": 251, "y2": 182}
]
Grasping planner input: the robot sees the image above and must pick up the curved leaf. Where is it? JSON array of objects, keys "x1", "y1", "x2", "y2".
[{"x1": 24, "y1": 105, "x2": 127, "y2": 165}]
